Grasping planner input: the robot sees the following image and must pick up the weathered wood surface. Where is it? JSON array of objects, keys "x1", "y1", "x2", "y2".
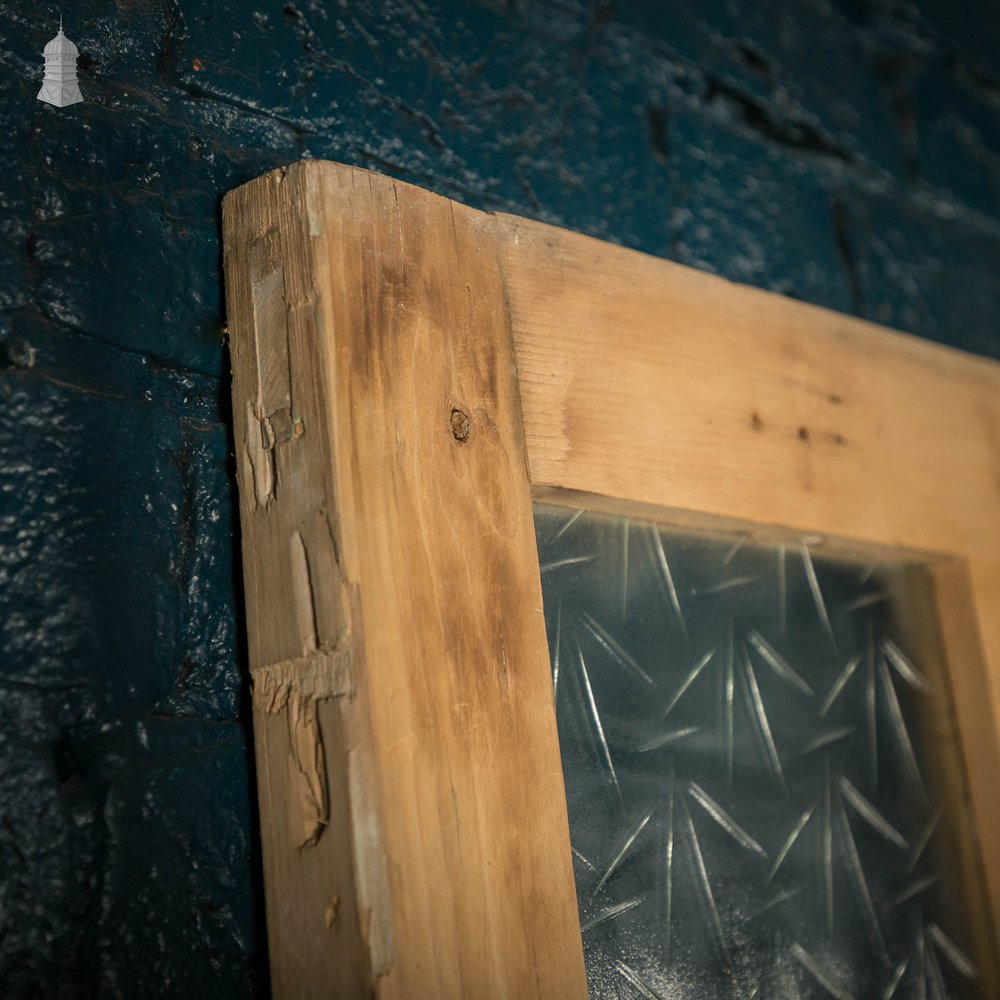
[{"x1": 223, "y1": 161, "x2": 588, "y2": 999}]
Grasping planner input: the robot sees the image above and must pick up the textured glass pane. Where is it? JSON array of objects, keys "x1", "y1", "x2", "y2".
[{"x1": 535, "y1": 502, "x2": 983, "y2": 1000}]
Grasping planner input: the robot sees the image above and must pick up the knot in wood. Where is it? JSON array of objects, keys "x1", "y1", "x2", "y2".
[{"x1": 450, "y1": 407, "x2": 471, "y2": 442}]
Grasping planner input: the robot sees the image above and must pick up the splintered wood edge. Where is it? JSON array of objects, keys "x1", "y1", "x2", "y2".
[
  {"x1": 223, "y1": 164, "x2": 384, "y2": 998},
  {"x1": 223, "y1": 160, "x2": 588, "y2": 999}
]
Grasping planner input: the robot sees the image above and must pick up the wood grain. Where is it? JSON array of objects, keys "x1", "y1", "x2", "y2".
[
  {"x1": 498, "y1": 214, "x2": 1000, "y2": 562},
  {"x1": 224, "y1": 162, "x2": 587, "y2": 998}
]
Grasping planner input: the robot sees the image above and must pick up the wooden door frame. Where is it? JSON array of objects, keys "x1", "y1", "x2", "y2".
[{"x1": 223, "y1": 160, "x2": 1000, "y2": 998}]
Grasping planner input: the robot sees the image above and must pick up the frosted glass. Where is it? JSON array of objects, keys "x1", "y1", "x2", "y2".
[{"x1": 535, "y1": 502, "x2": 981, "y2": 999}]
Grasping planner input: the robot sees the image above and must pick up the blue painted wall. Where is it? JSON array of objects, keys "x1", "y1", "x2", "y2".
[{"x1": 1, "y1": 1, "x2": 998, "y2": 994}]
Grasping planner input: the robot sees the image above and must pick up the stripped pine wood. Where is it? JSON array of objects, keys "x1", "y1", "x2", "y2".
[
  {"x1": 223, "y1": 162, "x2": 588, "y2": 999},
  {"x1": 224, "y1": 159, "x2": 1000, "y2": 994}
]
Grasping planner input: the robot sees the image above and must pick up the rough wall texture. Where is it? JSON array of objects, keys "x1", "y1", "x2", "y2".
[{"x1": 1, "y1": 0, "x2": 998, "y2": 995}]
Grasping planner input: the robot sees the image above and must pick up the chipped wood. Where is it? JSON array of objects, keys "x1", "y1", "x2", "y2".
[
  {"x1": 251, "y1": 649, "x2": 353, "y2": 712},
  {"x1": 224, "y1": 161, "x2": 587, "y2": 998},
  {"x1": 225, "y1": 165, "x2": 383, "y2": 997}
]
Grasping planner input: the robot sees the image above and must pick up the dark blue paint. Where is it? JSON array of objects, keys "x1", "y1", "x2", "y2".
[{"x1": 1, "y1": 0, "x2": 998, "y2": 994}]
